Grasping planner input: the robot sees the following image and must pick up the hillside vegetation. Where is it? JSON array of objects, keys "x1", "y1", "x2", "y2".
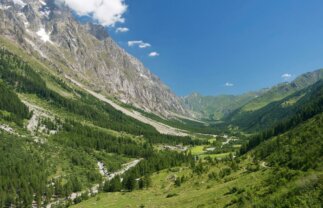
[
  {"x1": 0, "y1": 42, "x2": 198, "y2": 207},
  {"x1": 226, "y1": 69, "x2": 323, "y2": 125},
  {"x1": 0, "y1": 37, "x2": 322, "y2": 208},
  {"x1": 73, "y1": 72, "x2": 323, "y2": 207},
  {"x1": 182, "y1": 92, "x2": 264, "y2": 120},
  {"x1": 228, "y1": 79, "x2": 323, "y2": 132},
  {"x1": 74, "y1": 111, "x2": 323, "y2": 208}
]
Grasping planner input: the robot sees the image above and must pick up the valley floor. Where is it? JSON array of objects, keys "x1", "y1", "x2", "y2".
[{"x1": 73, "y1": 161, "x2": 323, "y2": 208}]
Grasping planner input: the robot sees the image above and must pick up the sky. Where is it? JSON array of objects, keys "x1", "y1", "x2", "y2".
[{"x1": 61, "y1": 0, "x2": 323, "y2": 96}]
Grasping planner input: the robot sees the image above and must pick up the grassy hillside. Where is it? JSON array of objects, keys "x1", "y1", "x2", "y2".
[
  {"x1": 182, "y1": 69, "x2": 323, "y2": 122},
  {"x1": 73, "y1": 112, "x2": 323, "y2": 208},
  {"x1": 182, "y1": 92, "x2": 263, "y2": 120},
  {"x1": 0, "y1": 35, "x2": 322, "y2": 208},
  {"x1": 0, "y1": 39, "x2": 199, "y2": 207},
  {"x1": 227, "y1": 80, "x2": 323, "y2": 132},
  {"x1": 227, "y1": 69, "x2": 323, "y2": 120}
]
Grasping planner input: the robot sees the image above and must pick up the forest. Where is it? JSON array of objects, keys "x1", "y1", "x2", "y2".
[{"x1": 0, "y1": 48, "x2": 196, "y2": 207}]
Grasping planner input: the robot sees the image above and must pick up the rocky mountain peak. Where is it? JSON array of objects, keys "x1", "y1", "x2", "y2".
[
  {"x1": 0, "y1": 0, "x2": 190, "y2": 117},
  {"x1": 84, "y1": 23, "x2": 109, "y2": 40}
]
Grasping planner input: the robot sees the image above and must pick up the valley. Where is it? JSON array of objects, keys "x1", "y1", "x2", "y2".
[{"x1": 0, "y1": 1, "x2": 322, "y2": 208}]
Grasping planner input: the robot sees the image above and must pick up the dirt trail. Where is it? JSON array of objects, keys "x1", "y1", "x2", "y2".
[{"x1": 65, "y1": 76, "x2": 188, "y2": 136}]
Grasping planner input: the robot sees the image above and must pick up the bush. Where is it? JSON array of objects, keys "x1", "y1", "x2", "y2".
[{"x1": 166, "y1": 193, "x2": 178, "y2": 198}]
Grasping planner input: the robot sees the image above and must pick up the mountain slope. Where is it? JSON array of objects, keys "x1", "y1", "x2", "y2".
[
  {"x1": 1, "y1": 1, "x2": 322, "y2": 207},
  {"x1": 227, "y1": 79, "x2": 323, "y2": 131},
  {"x1": 184, "y1": 69, "x2": 323, "y2": 121},
  {"x1": 0, "y1": 40, "x2": 199, "y2": 207},
  {"x1": 0, "y1": 0, "x2": 188, "y2": 117},
  {"x1": 232, "y1": 69, "x2": 323, "y2": 113},
  {"x1": 71, "y1": 70, "x2": 323, "y2": 208},
  {"x1": 73, "y1": 110, "x2": 323, "y2": 208},
  {"x1": 223, "y1": 69, "x2": 323, "y2": 128},
  {"x1": 182, "y1": 91, "x2": 265, "y2": 120}
]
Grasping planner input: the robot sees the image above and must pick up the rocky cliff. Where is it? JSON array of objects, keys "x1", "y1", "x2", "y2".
[{"x1": 0, "y1": 0, "x2": 188, "y2": 117}]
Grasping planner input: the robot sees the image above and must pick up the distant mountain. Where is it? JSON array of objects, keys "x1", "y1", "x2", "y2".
[
  {"x1": 0, "y1": 0, "x2": 188, "y2": 117},
  {"x1": 182, "y1": 91, "x2": 265, "y2": 120},
  {"x1": 227, "y1": 80, "x2": 323, "y2": 132},
  {"x1": 183, "y1": 69, "x2": 323, "y2": 121},
  {"x1": 238, "y1": 69, "x2": 323, "y2": 113}
]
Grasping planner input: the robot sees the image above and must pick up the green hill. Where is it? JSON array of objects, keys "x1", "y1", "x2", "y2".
[
  {"x1": 227, "y1": 79, "x2": 323, "y2": 131},
  {"x1": 182, "y1": 91, "x2": 264, "y2": 120},
  {"x1": 72, "y1": 68, "x2": 323, "y2": 208},
  {"x1": 226, "y1": 69, "x2": 323, "y2": 121},
  {"x1": 0, "y1": 40, "x2": 197, "y2": 207},
  {"x1": 0, "y1": 28, "x2": 322, "y2": 208},
  {"x1": 73, "y1": 112, "x2": 323, "y2": 208}
]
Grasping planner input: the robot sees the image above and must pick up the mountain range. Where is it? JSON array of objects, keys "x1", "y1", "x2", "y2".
[
  {"x1": 1, "y1": 0, "x2": 322, "y2": 123},
  {"x1": 0, "y1": 0, "x2": 188, "y2": 118},
  {"x1": 183, "y1": 69, "x2": 323, "y2": 122},
  {"x1": 0, "y1": 0, "x2": 322, "y2": 207}
]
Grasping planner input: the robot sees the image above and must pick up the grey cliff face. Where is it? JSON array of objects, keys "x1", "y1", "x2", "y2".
[{"x1": 0, "y1": 0, "x2": 189, "y2": 117}]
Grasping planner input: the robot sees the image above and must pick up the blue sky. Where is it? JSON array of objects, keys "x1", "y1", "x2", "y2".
[{"x1": 75, "y1": 0, "x2": 323, "y2": 96}]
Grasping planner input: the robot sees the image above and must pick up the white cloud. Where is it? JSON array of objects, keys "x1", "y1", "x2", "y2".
[
  {"x1": 116, "y1": 27, "x2": 129, "y2": 33},
  {"x1": 128, "y1": 40, "x2": 151, "y2": 48},
  {"x1": 281, "y1": 73, "x2": 292, "y2": 80},
  {"x1": 55, "y1": 0, "x2": 127, "y2": 27},
  {"x1": 148, "y1": 52, "x2": 159, "y2": 57},
  {"x1": 128, "y1": 40, "x2": 142, "y2": 46},
  {"x1": 139, "y1": 43, "x2": 151, "y2": 48},
  {"x1": 225, "y1": 82, "x2": 234, "y2": 87}
]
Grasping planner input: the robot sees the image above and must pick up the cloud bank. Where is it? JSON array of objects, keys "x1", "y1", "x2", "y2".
[
  {"x1": 55, "y1": 0, "x2": 127, "y2": 27},
  {"x1": 128, "y1": 40, "x2": 151, "y2": 48}
]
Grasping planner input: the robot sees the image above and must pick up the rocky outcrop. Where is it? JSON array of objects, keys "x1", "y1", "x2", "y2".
[{"x1": 0, "y1": 0, "x2": 189, "y2": 117}]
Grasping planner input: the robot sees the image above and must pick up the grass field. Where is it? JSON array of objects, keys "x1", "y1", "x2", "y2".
[
  {"x1": 190, "y1": 145, "x2": 206, "y2": 155},
  {"x1": 72, "y1": 158, "x2": 269, "y2": 208},
  {"x1": 190, "y1": 145, "x2": 234, "y2": 160},
  {"x1": 199, "y1": 152, "x2": 232, "y2": 159}
]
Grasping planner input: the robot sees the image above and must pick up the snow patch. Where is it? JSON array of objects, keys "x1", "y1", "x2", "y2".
[
  {"x1": 39, "y1": 0, "x2": 47, "y2": 6},
  {"x1": 0, "y1": 5, "x2": 11, "y2": 10},
  {"x1": 13, "y1": 0, "x2": 26, "y2": 7},
  {"x1": 140, "y1": 73, "x2": 149, "y2": 80},
  {"x1": 36, "y1": 28, "x2": 52, "y2": 43}
]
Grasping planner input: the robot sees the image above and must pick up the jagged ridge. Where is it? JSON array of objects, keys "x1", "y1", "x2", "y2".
[{"x1": 0, "y1": 0, "x2": 188, "y2": 117}]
